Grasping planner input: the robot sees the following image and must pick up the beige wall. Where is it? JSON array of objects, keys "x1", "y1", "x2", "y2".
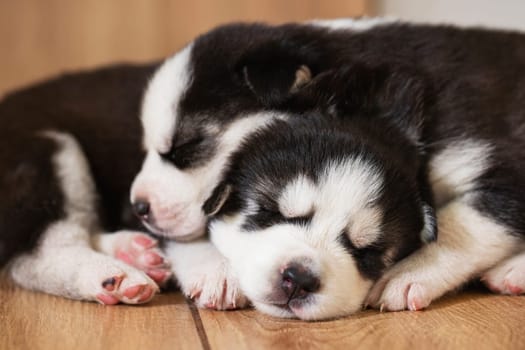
[
  {"x1": 0, "y1": 0, "x2": 367, "y2": 95},
  {"x1": 370, "y1": 0, "x2": 525, "y2": 31}
]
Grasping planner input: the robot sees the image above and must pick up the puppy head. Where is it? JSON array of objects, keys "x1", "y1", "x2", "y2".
[
  {"x1": 209, "y1": 118, "x2": 434, "y2": 320},
  {"x1": 130, "y1": 21, "x2": 431, "y2": 241},
  {"x1": 129, "y1": 23, "x2": 332, "y2": 239},
  {"x1": 206, "y1": 58, "x2": 435, "y2": 319}
]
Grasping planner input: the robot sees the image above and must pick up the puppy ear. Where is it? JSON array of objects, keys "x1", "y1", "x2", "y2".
[
  {"x1": 293, "y1": 63, "x2": 429, "y2": 144},
  {"x1": 202, "y1": 182, "x2": 232, "y2": 216},
  {"x1": 238, "y1": 40, "x2": 318, "y2": 106},
  {"x1": 242, "y1": 63, "x2": 312, "y2": 106}
]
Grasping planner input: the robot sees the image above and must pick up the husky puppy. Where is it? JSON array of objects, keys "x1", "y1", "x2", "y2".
[
  {"x1": 131, "y1": 18, "x2": 525, "y2": 241},
  {"x1": 204, "y1": 63, "x2": 525, "y2": 320},
  {"x1": 2, "y1": 18, "x2": 525, "y2": 309},
  {"x1": 138, "y1": 20, "x2": 525, "y2": 309}
]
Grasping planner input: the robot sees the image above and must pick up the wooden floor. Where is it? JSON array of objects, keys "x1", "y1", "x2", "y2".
[{"x1": 1, "y1": 274, "x2": 523, "y2": 350}]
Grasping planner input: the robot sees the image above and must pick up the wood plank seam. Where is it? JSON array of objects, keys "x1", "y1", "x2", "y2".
[{"x1": 187, "y1": 298, "x2": 212, "y2": 350}]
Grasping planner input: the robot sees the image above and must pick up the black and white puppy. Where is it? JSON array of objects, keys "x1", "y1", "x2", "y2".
[
  {"x1": 206, "y1": 74, "x2": 432, "y2": 319},
  {"x1": 138, "y1": 19, "x2": 525, "y2": 309},
  {"x1": 2, "y1": 18, "x2": 525, "y2": 310},
  {"x1": 207, "y1": 60, "x2": 524, "y2": 320}
]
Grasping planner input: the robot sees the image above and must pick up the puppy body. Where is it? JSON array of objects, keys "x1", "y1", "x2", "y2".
[
  {"x1": 2, "y1": 18, "x2": 525, "y2": 308},
  {"x1": 0, "y1": 64, "x2": 174, "y2": 303}
]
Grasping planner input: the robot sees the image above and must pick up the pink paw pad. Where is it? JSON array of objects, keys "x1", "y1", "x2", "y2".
[
  {"x1": 142, "y1": 251, "x2": 164, "y2": 266},
  {"x1": 123, "y1": 284, "x2": 144, "y2": 299},
  {"x1": 132, "y1": 235, "x2": 156, "y2": 249},
  {"x1": 113, "y1": 233, "x2": 172, "y2": 285},
  {"x1": 96, "y1": 293, "x2": 120, "y2": 305}
]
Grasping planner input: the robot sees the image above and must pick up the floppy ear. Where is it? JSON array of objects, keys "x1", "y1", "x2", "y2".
[
  {"x1": 238, "y1": 42, "x2": 316, "y2": 106},
  {"x1": 292, "y1": 63, "x2": 429, "y2": 144},
  {"x1": 242, "y1": 64, "x2": 312, "y2": 106},
  {"x1": 202, "y1": 182, "x2": 232, "y2": 216}
]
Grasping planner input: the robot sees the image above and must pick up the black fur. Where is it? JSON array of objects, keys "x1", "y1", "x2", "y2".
[
  {"x1": 214, "y1": 110, "x2": 429, "y2": 280},
  {"x1": 177, "y1": 21, "x2": 525, "y2": 239},
  {"x1": 0, "y1": 63, "x2": 158, "y2": 265}
]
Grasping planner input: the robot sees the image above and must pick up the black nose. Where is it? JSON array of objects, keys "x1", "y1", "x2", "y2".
[
  {"x1": 133, "y1": 200, "x2": 150, "y2": 218},
  {"x1": 281, "y1": 264, "x2": 320, "y2": 301}
]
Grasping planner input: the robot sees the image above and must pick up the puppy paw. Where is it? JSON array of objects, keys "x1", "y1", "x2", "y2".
[
  {"x1": 366, "y1": 274, "x2": 433, "y2": 312},
  {"x1": 71, "y1": 250, "x2": 160, "y2": 305},
  {"x1": 482, "y1": 255, "x2": 525, "y2": 295},
  {"x1": 95, "y1": 274, "x2": 157, "y2": 305},
  {"x1": 94, "y1": 231, "x2": 172, "y2": 286},
  {"x1": 179, "y1": 265, "x2": 248, "y2": 310}
]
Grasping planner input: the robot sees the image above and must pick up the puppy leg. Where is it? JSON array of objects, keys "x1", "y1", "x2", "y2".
[
  {"x1": 165, "y1": 239, "x2": 249, "y2": 310},
  {"x1": 5, "y1": 131, "x2": 157, "y2": 304},
  {"x1": 482, "y1": 251, "x2": 525, "y2": 295},
  {"x1": 10, "y1": 223, "x2": 158, "y2": 304},
  {"x1": 366, "y1": 198, "x2": 522, "y2": 311},
  {"x1": 92, "y1": 231, "x2": 172, "y2": 285}
]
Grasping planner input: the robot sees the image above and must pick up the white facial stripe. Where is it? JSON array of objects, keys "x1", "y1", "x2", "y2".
[
  {"x1": 277, "y1": 157, "x2": 384, "y2": 248},
  {"x1": 429, "y1": 140, "x2": 492, "y2": 206},
  {"x1": 278, "y1": 175, "x2": 316, "y2": 218},
  {"x1": 190, "y1": 112, "x2": 287, "y2": 200},
  {"x1": 309, "y1": 17, "x2": 397, "y2": 32},
  {"x1": 311, "y1": 158, "x2": 383, "y2": 243},
  {"x1": 141, "y1": 44, "x2": 193, "y2": 153},
  {"x1": 347, "y1": 207, "x2": 383, "y2": 248},
  {"x1": 277, "y1": 164, "x2": 384, "y2": 248}
]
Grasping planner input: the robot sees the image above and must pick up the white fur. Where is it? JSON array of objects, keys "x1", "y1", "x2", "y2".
[
  {"x1": 309, "y1": 17, "x2": 397, "y2": 32},
  {"x1": 40, "y1": 131, "x2": 98, "y2": 229},
  {"x1": 429, "y1": 140, "x2": 492, "y2": 206},
  {"x1": 211, "y1": 156, "x2": 384, "y2": 320},
  {"x1": 164, "y1": 239, "x2": 248, "y2": 309},
  {"x1": 131, "y1": 112, "x2": 286, "y2": 239},
  {"x1": 141, "y1": 44, "x2": 193, "y2": 153},
  {"x1": 367, "y1": 197, "x2": 522, "y2": 311},
  {"x1": 278, "y1": 175, "x2": 316, "y2": 219},
  {"x1": 9, "y1": 132, "x2": 156, "y2": 303},
  {"x1": 482, "y1": 250, "x2": 525, "y2": 295},
  {"x1": 316, "y1": 159, "x2": 384, "y2": 248}
]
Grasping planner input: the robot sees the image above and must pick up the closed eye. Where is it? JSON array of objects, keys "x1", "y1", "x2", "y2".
[
  {"x1": 284, "y1": 213, "x2": 313, "y2": 226},
  {"x1": 160, "y1": 136, "x2": 204, "y2": 169},
  {"x1": 242, "y1": 206, "x2": 313, "y2": 231},
  {"x1": 261, "y1": 206, "x2": 312, "y2": 225}
]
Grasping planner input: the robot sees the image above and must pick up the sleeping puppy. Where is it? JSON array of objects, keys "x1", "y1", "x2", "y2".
[
  {"x1": 2, "y1": 18, "x2": 524, "y2": 308},
  {"x1": 138, "y1": 19, "x2": 525, "y2": 309},
  {"x1": 207, "y1": 115, "x2": 430, "y2": 320},
  {"x1": 131, "y1": 17, "x2": 525, "y2": 243},
  {"x1": 204, "y1": 63, "x2": 525, "y2": 320}
]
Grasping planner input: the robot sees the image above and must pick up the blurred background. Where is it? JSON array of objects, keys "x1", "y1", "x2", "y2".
[{"x1": 1, "y1": 0, "x2": 524, "y2": 96}]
